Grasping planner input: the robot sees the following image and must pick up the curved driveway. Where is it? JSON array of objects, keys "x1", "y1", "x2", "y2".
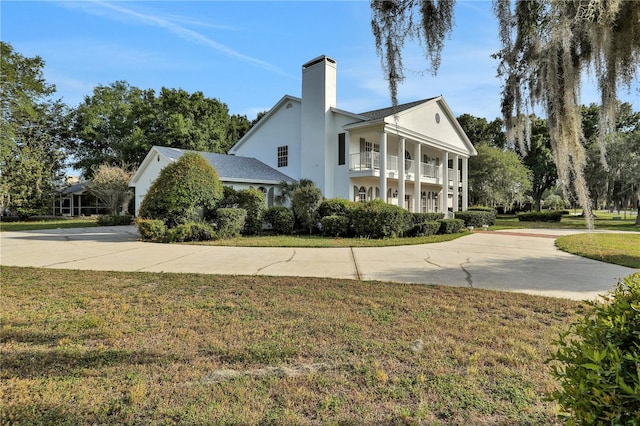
[{"x1": 1, "y1": 226, "x2": 636, "y2": 300}]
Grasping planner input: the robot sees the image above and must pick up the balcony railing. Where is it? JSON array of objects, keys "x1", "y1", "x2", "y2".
[{"x1": 349, "y1": 153, "x2": 457, "y2": 184}]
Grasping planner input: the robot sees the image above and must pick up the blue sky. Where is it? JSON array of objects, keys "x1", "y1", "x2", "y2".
[{"x1": 2, "y1": 1, "x2": 637, "y2": 121}]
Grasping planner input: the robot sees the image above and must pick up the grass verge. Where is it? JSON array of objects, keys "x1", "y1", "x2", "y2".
[
  {"x1": 494, "y1": 214, "x2": 638, "y2": 232},
  {"x1": 1, "y1": 266, "x2": 584, "y2": 425},
  {"x1": 194, "y1": 232, "x2": 466, "y2": 248},
  {"x1": 0, "y1": 218, "x2": 98, "y2": 232},
  {"x1": 555, "y1": 233, "x2": 640, "y2": 268}
]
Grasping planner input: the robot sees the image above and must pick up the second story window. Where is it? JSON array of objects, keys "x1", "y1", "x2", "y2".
[{"x1": 277, "y1": 145, "x2": 288, "y2": 167}]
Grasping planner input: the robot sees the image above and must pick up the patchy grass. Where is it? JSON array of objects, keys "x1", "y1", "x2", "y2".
[
  {"x1": 0, "y1": 218, "x2": 98, "y2": 232},
  {"x1": 1, "y1": 266, "x2": 584, "y2": 425},
  {"x1": 556, "y1": 233, "x2": 640, "y2": 268}
]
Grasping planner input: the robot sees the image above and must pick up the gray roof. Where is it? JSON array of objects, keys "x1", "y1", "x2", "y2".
[
  {"x1": 154, "y1": 146, "x2": 295, "y2": 184},
  {"x1": 58, "y1": 182, "x2": 88, "y2": 195},
  {"x1": 358, "y1": 98, "x2": 437, "y2": 121}
]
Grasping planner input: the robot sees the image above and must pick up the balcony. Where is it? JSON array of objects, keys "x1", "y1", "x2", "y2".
[{"x1": 350, "y1": 152, "x2": 446, "y2": 183}]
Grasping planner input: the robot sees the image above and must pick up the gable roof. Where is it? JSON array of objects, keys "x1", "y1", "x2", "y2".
[
  {"x1": 358, "y1": 98, "x2": 438, "y2": 121},
  {"x1": 228, "y1": 95, "x2": 301, "y2": 155},
  {"x1": 131, "y1": 146, "x2": 296, "y2": 186}
]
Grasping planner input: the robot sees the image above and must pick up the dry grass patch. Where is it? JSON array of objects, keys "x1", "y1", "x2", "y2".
[
  {"x1": 555, "y1": 233, "x2": 640, "y2": 268},
  {"x1": 1, "y1": 266, "x2": 583, "y2": 425}
]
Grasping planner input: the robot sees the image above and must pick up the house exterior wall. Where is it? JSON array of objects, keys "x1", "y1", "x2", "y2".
[
  {"x1": 233, "y1": 99, "x2": 302, "y2": 180},
  {"x1": 133, "y1": 152, "x2": 173, "y2": 216}
]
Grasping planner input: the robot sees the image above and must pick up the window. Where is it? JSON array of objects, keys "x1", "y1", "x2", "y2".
[
  {"x1": 338, "y1": 133, "x2": 345, "y2": 165},
  {"x1": 358, "y1": 186, "x2": 367, "y2": 203},
  {"x1": 277, "y1": 145, "x2": 288, "y2": 167}
]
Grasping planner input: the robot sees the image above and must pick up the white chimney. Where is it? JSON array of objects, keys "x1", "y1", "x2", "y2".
[{"x1": 300, "y1": 55, "x2": 337, "y2": 195}]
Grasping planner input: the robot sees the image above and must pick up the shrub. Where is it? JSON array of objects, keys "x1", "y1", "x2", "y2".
[
  {"x1": 215, "y1": 208, "x2": 246, "y2": 239},
  {"x1": 291, "y1": 184, "x2": 323, "y2": 233},
  {"x1": 317, "y1": 198, "x2": 355, "y2": 219},
  {"x1": 411, "y1": 212, "x2": 445, "y2": 223},
  {"x1": 139, "y1": 153, "x2": 223, "y2": 228},
  {"x1": 321, "y1": 215, "x2": 351, "y2": 237},
  {"x1": 549, "y1": 273, "x2": 640, "y2": 424},
  {"x1": 405, "y1": 221, "x2": 441, "y2": 237},
  {"x1": 518, "y1": 211, "x2": 563, "y2": 222},
  {"x1": 136, "y1": 218, "x2": 166, "y2": 242},
  {"x1": 97, "y1": 214, "x2": 132, "y2": 226},
  {"x1": 438, "y1": 218, "x2": 465, "y2": 234},
  {"x1": 468, "y1": 205, "x2": 495, "y2": 212},
  {"x1": 455, "y1": 210, "x2": 496, "y2": 227},
  {"x1": 264, "y1": 206, "x2": 294, "y2": 235},
  {"x1": 165, "y1": 221, "x2": 216, "y2": 242},
  {"x1": 235, "y1": 188, "x2": 266, "y2": 235},
  {"x1": 351, "y1": 199, "x2": 406, "y2": 239}
]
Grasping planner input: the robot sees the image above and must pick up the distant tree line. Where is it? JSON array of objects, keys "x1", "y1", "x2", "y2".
[
  {"x1": 458, "y1": 107, "x2": 640, "y2": 219},
  {"x1": 1, "y1": 42, "x2": 264, "y2": 216}
]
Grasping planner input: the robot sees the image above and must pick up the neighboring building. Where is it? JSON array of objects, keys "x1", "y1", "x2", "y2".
[
  {"x1": 229, "y1": 55, "x2": 477, "y2": 213},
  {"x1": 53, "y1": 182, "x2": 109, "y2": 216},
  {"x1": 129, "y1": 145, "x2": 296, "y2": 216}
]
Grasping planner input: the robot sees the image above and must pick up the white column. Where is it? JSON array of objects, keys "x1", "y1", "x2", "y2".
[
  {"x1": 398, "y1": 137, "x2": 405, "y2": 209},
  {"x1": 462, "y1": 157, "x2": 469, "y2": 211},
  {"x1": 414, "y1": 142, "x2": 421, "y2": 213},
  {"x1": 441, "y1": 151, "x2": 448, "y2": 213},
  {"x1": 453, "y1": 154, "x2": 459, "y2": 212},
  {"x1": 379, "y1": 131, "x2": 387, "y2": 203}
]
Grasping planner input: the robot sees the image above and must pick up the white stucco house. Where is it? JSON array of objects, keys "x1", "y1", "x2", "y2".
[
  {"x1": 131, "y1": 55, "x2": 476, "y2": 216},
  {"x1": 229, "y1": 55, "x2": 477, "y2": 214},
  {"x1": 129, "y1": 145, "x2": 296, "y2": 216}
]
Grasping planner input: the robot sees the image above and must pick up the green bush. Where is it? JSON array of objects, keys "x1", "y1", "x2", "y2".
[
  {"x1": 215, "y1": 208, "x2": 246, "y2": 239},
  {"x1": 264, "y1": 206, "x2": 294, "y2": 235},
  {"x1": 139, "y1": 153, "x2": 223, "y2": 228},
  {"x1": 549, "y1": 273, "x2": 640, "y2": 424},
  {"x1": 235, "y1": 188, "x2": 266, "y2": 235},
  {"x1": 165, "y1": 222, "x2": 216, "y2": 243},
  {"x1": 438, "y1": 218, "x2": 465, "y2": 234},
  {"x1": 411, "y1": 212, "x2": 445, "y2": 223},
  {"x1": 317, "y1": 198, "x2": 355, "y2": 219},
  {"x1": 405, "y1": 221, "x2": 441, "y2": 237},
  {"x1": 351, "y1": 199, "x2": 406, "y2": 239},
  {"x1": 97, "y1": 214, "x2": 132, "y2": 226},
  {"x1": 455, "y1": 210, "x2": 496, "y2": 227},
  {"x1": 321, "y1": 215, "x2": 351, "y2": 237},
  {"x1": 136, "y1": 218, "x2": 166, "y2": 242},
  {"x1": 517, "y1": 211, "x2": 563, "y2": 222},
  {"x1": 292, "y1": 184, "x2": 323, "y2": 233}
]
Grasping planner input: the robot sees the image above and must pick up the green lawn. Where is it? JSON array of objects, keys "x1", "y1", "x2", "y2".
[
  {"x1": 0, "y1": 218, "x2": 98, "y2": 232},
  {"x1": 556, "y1": 233, "x2": 640, "y2": 268},
  {"x1": 494, "y1": 212, "x2": 639, "y2": 232},
  {"x1": 1, "y1": 266, "x2": 585, "y2": 425}
]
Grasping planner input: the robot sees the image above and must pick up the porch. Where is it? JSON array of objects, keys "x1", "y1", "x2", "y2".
[{"x1": 349, "y1": 152, "x2": 452, "y2": 184}]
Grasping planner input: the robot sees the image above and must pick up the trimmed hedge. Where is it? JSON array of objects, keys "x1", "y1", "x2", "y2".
[
  {"x1": 136, "y1": 218, "x2": 166, "y2": 242},
  {"x1": 518, "y1": 211, "x2": 563, "y2": 222},
  {"x1": 216, "y1": 208, "x2": 246, "y2": 239},
  {"x1": 438, "y1": 218, "x2": 465, "y2": 234},
  {"x1": 411, "y1": 212, "x2": 446, "y2": 224},
  {"x1": 317, "y1": 198, "x2": 355, "y2": 219},
  {"x1": 166, "y1": 222, "x2": 216, "y2": 242},
  {"x1": 321, "y1": 215, "x2": 350, "y2": 237},
  {"x1": 406, "y1": 221, "x2": 441, "y2": 237},
  {"x1": 235, "y1": 188, "x2": 266, "y2": 235},
  {"x1": 351, "y1": 200, "x2": 406, "y2": 239},
  {"x1": 264, "y1": 206, "x2": 294, "y2": 235},
  {"x1": 138, "y1": 152, "x2": 223, "y2": 228},
  {"x1": 455, "y1": 210, "x2": 496, "y2": 227},
  {"x1": 97, "y1": 214, "x2": 132, "y2": 226}
]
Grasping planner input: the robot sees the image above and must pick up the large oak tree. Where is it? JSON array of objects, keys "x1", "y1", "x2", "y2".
[{"x1": 371, "y1": 0, "x2": 640, "y2": 227}]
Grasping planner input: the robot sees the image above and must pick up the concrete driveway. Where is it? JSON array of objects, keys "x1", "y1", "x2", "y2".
[{"x1": 1, "y1": 226, "x2": 636, "y2": 300}]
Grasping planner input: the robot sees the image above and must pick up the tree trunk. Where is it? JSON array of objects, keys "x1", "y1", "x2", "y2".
[{"x1": 636, "y1": 205, "x2": 640, "y2": 225}]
